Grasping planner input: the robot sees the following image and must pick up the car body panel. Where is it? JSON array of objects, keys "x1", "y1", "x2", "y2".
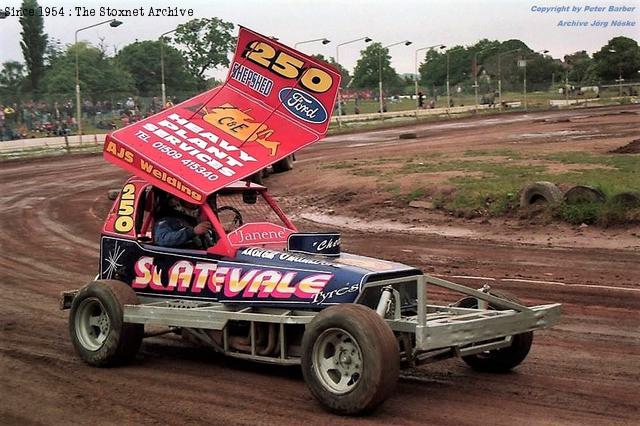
[
  {"x1": 100, "y1": 236, "x2": 421, "y2": 308},
  {"x1": 103, "y1": 27, "x2": 341, "y2": 205}
]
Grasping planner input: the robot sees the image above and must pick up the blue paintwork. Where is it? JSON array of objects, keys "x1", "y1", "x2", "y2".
[
  {"x1": 287, "y1": 232, "x2": 341, "y2": 257},
  {"x1": 100, "y1": 237, "x2": 421, "y2": 309}
]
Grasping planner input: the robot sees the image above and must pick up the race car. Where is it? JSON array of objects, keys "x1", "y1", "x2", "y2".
[{"x1": 60, "y1": 27, "x2": 561, "y2": 415}]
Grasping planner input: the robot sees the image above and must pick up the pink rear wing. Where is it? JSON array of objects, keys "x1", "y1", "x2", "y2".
[{"x1": 104, "y1": 26, "x2": 341, "y2": 204}]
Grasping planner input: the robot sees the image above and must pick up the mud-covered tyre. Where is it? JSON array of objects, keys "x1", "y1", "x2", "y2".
[
  {"x1": 611, "y1": 191, "x2": 640, "y2": 208},
  {"x1": 302, "y1": 304, "x2": 399, "y2": 415},
  {"x1": 272, "y1": 155, "x2": 294, "y2": 173},
  {"x1": 456, "y1": 290, "x2": 533, "y2": 373},
  {"x1": 519, "y1": 181, "x2": 563, "y2": 207},
  {"x1": 564, "y1": 185, "x2": 606, "y2": 204},
  {"x1": 69, "y1": 280, "x2": 143, "y2": 367}
]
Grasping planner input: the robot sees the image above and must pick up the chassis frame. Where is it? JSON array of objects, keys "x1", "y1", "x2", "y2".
[{"x1": 62, "y1": 273, "x2": 560, "y2": 367}]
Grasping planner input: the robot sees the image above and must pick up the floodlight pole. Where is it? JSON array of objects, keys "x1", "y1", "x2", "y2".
[
  {"x1": 497, "y1": 48, "x2": 520, "y2": 110},
  {"x1": 335, "y1": 37, "x2": 371, "y2": 126},
  {"x1": 615, "y1": 66, "x2": 624, "y2": 97},
  {"x1": 523, "y1": 49, "x2": 548, "y2": 111},
  {"x1": 75, "y1": 19, "x2": 122, "y2": 144},
  {"x1": 379, "y1": 40, "x2": 412, "y2": 117},
  {"x1": 414, "y1": 44, "x2": 444, "y2": 110},
  {"x1": 294, "y1": 37, "x2": 331, "y2": 50},
  {"x1": 523, "y1": 60, "x2": 527, "y2": 110},
  {"x1": 607, "y1": 49, "x2": 623, "y2": 97},
  {"x1": 446, "y1": 51, "x2": 451, "y2": 109},
  {"x1": 565, "y1": 70, "x2": 569, "y2": 106},
  {"x1": 473, "y1": 52, "x2": 479, "y2": 112},
  {"x1": 379, "y1": 53, "x2": 383, "y2": 115},
  {"x1": 160, "y1": 28, "x2": 178, "y2": 108}
]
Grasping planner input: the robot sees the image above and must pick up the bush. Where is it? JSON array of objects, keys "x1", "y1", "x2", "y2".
[
  {"x1": 557, "y1": 199, "x2": 640, "y2": 226},
  {"x1": 557, "y1": 203, "x2": 603, "y2": 225}
]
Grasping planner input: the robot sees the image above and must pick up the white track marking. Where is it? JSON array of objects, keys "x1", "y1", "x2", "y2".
[
  {"x1": 447, "y1": 275, "x2": 496, "y2": 281},
  {"x1": 434, "y1": 274, "x2": 639, "y2": 293},
  {"x1": 501, "y1": 278, "x2": 640, "y2": 292},
  {"x1": 502, "y1": 278, "x2": 569, "y2": 285}
]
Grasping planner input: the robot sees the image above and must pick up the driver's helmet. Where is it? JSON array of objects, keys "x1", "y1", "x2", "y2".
[{"x1": 167, "y1": 195, "x2": 200, "y2": 220}]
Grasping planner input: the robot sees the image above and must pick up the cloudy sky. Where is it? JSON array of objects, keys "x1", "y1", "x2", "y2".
[{"x1": 1, "y1": 0, "x2": 638, "y2": 79}]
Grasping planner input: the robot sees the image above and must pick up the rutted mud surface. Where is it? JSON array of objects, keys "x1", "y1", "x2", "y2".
[
  {"x1": 609, "y1": 138, "x2": 640, "y2": 154},
  {"x1": 1, "y1": 106, "x2": 639, "y2": 425},
  {"x1": 299, "y1": 212, "x2": 640, "y2": 250}
]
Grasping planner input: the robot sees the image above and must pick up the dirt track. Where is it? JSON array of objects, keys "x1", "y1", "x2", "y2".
[{"x1": 1, "y1": 106, "x2": 639, "y2": 425}]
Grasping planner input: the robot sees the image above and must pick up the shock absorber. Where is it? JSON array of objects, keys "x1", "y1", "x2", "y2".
[
  {"x1": 478, "y1": 284, "x2": 491, "y2": 310},
  {"x1": 375, "y1": 286, "x2": 394, "y2": 317}
]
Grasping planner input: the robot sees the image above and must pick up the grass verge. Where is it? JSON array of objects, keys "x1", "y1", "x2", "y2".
[{"x1": 325, "y1": 149, "x2": 640, "y2": 225}]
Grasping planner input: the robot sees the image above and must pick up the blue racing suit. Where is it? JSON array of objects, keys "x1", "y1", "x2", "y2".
[{"x1": 154, "y1": 216, "x2": 198, "y2": 248}]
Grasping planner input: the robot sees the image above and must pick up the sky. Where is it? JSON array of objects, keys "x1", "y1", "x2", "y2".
[{"x1": 1, "y1": 0, "x2": 638, "y2": 80}]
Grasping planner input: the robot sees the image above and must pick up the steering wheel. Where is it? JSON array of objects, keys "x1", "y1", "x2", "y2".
[
  {"x1": 202, "y1": 228, "x2": 218, "y2": 248},
  {"x1": 216, "y1": 206, "x2": 244, "y2": 232}
]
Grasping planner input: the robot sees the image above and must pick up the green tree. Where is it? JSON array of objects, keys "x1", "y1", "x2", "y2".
[
  {"x1": 592, "y1": 37, "x2": 640, "y2": 81},
  {"x1": 41, "y1": 42, "x2": 135, "y2": 99},
  {"x1": 172, "y1": 18, "x2": 235, "y2": 80},
  {"x1": 351, "y1": 43, "x2": 402, "y2": 94},
  {"x1": 116, "y1": 40, "x2": 200, "y2": 96},
  {"x1": 419, "y1": 47, "x2": 451, "y2": 87},
  {"x1": 19, "y1": 0, "x2": 48, "y2": 91},
  {"x1": 493, "y1": 41, "x2": 530, "y2": 91},
  {"x1": 0, "y1": 61, "x2": 26, "y2": 100},
  {"x1": 419, "y1": 39, "x2": 542, "y2": 92},
  {"x1": 419, "y1": 44, "x2": 481, "y2": 93},
  {"x1": 44, "y1": 37, "x2": 64, "y2": 67},
  {"x1": 580, "y1": 63, "x2": 601, "y2": 85},
  {"x1": 205, "y1": 77, "x2": 224, "y2": 89},
  {"x1": 564, "y1": 51, "x2": 593, "y2": 83},
  {"x1": 402, "y1": 74, "x2": 415, "y2": 86},
  {"x1": 311, "y1": 54, "x2": 351, "y2": 89},
  {"x1": 523, "y1": 53, "x2": 564, "y2": 88}
]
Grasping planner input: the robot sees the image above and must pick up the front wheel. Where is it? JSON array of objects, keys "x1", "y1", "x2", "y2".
[
  {"x1": 456, "y1": 290, "x2": 533, "y2": 373},
  {"x1": 301, "y1": 304, "x2": 399, "y2": 415},
  {"x1": 69, "y1": 280, "x2": 143, "y2": 367}
]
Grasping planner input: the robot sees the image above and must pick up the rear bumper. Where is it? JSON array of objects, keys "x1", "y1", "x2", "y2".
[
  {"x1": 406, "y1": 303, "x2": 561, "y2": 351},
  {"x1": 360, "y1": 274, "x2": 562, "y2": 352}
]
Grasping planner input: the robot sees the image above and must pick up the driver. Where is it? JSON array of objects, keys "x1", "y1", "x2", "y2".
[{"x1": 154, "y1": 194, "x2": 213, "y2": 248}]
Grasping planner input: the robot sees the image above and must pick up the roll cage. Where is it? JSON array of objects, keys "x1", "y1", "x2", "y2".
[{"x1": 103, "y1": 177, "x2": 298, "y2": 258}]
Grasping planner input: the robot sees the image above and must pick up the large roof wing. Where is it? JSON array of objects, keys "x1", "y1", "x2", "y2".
[{"x1": 104, "y1": 26, "x2": 341, "y2": 204}]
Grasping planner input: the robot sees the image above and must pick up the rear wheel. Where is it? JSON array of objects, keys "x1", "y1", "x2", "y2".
[
  {"x1": 456, "y1": 291, "x2": 533, "y2": 373},
  {"x1": 249, "y1": 171, "x2": 264, "y2": 185},
  {"x1": 272, "y1": 155, "x2": 294, "y2": 173},
  {"x1": 69, "y1": 280, "x2": 143, "y2": 367},
  {"x1": 301, "y1": 304, "x2": 399, "y2": 415}
]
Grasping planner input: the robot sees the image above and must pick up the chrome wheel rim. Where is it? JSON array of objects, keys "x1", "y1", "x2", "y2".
[
  {"x1": 312, "y1": 328, "x2": 363, "y2": 394},
  {"x1": 75, "y1": 297, "x2": 110, "y2": 351}
]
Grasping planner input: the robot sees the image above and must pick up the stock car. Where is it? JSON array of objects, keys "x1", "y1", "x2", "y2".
[
  {"x1": 59, "y1": 27, "x2": 561, "y2": 415},
  {"x1": 61, "y1": 177, "x2": 561, "y2": 414}
]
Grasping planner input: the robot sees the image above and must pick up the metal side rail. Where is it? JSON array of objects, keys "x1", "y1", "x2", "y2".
[{"x1": 123, "y1": 299, "x2": 316, "y2": 330}]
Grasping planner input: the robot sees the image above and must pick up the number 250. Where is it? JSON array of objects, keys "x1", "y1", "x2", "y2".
[{"x1": 243, "y1": 41, "x2": 333, "y2": 93}]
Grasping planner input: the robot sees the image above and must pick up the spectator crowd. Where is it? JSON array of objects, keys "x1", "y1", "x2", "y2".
[{"x1": 0, "y1": 96, "x2": 175, "y2": 141}]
